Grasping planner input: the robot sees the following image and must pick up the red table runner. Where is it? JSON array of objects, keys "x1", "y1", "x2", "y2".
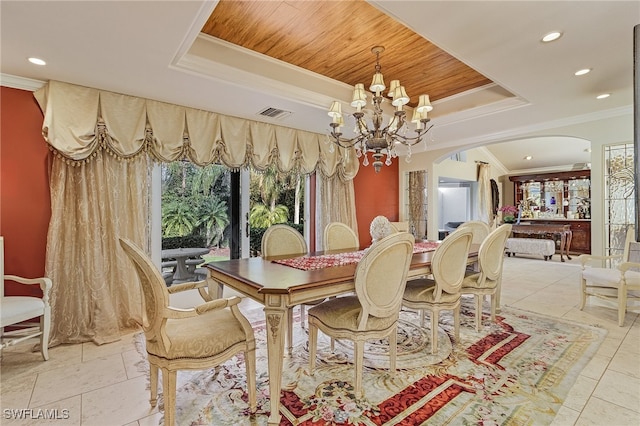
[{"x1": 273, "y1": 241, "x2": 439, "y2": 271}]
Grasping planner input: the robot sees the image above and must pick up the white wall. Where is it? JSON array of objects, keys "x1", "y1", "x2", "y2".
[{"x1": 438, "y1": 186, "x2": 470, "y2": 229}]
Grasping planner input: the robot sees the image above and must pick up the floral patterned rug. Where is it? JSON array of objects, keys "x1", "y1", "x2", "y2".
[{"x1": 135, "y1": 297, "x2": 606, "y2": 425}]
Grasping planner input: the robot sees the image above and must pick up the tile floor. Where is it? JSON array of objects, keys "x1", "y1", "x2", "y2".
[{"x1": 1, "y1": 255, "x2": 639, "y2": 425}]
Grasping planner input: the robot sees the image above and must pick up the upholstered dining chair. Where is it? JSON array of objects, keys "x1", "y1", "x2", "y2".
[
  {"x1": 389, "y1": 221, "x2": 410, "y2": 233},
  {"x1": 579, "y1": 226, "x2": 640, "y2": 326},
  {"x1": 261, "y1": 224, "x2": 317, "y2": 354},
  {"x1": 0, "y1": 236, "x2": 52, "y2": 361},
  {"x1": 402, "y1": 227, "x2": 473, "y2": 354},
  {"x1": 461, "y1": 224, "x2": 512, "y2": 331},
  {"x1": 458, "y1": 220, "x2": 491, "y2": 245},
  {"x1": 324, "y1": 222, "x2": 359, "y2": 251},
  {"x1": 119, "y1": 238, "x2": 256, "y2": 425},
  {"x1": 308, "y1": 232, "x2": 415, "y2": 397}
]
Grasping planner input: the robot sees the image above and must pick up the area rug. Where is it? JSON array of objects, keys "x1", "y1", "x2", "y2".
[{"x1": 134, "y1": 297, "x2": 606, "y2": 425}]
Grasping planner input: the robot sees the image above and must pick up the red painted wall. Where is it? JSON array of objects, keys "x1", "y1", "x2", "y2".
[
  {"x1": 353, "y1": 159, "x2": 400, "y2": 248},
  {"x1": 0, "y1": 86, "x2": 50, "y2": 296}
]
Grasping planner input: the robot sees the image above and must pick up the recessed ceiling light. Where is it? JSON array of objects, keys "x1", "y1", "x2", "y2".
[
  {"x1": 524, "y1": 156, "x2": 532, "y2": 160},
  {"x1": 541, "y1": 31, "x2": 562, "y2": 43},
  {"x1": 574, "y1": 68, "x2": 591, "y2": 76},
  {"x1": 584, "y1": 148, "x2": 592, "y2": 153},
  {"x1": 596, "y1": 93, "x2": 610, "y2": 99},
  {"x1": 28, "y1": 57, "x2": 46, "y2": 66}
]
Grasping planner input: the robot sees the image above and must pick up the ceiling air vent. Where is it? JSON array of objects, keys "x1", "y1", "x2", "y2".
[
  {"x1": 572, "y1": 162, "x2": 591, "y2": 170},
  {"x1": 257, "y1": 107, "x2": 292, "y2": 120}
]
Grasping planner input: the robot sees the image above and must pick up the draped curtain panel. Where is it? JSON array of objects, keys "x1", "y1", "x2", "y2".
[
  {"x1": 317, "y1": 175, "x2": 359, "y2": 250},
  {"x1": 34, "y1": 80, "x2": 359, "y2": 345},
  {"x1": 408, "y1": 171, "x2": 428, "y2": 239},
  {"x1": 33, "y1": 81, "x2": 359, "y2": 179},
  {"x1": 46, "y1": 152, "x2": 150, "y2": 346},
  {"x1": 477, "y1": 163, "x2": 494, "y2": 227}
]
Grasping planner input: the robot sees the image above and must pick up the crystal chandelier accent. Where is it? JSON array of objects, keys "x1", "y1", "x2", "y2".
[{"x1": 327, "y1": 46, "x2": 434, "y2": 173}]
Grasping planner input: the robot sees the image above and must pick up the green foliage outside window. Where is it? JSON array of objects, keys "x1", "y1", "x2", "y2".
[
  {"x1": 161, "y1": 162, "x2": 305, "y2": 254},
  {"x1": 161, "y1": 162, "x2": 230, "y2": 248}
]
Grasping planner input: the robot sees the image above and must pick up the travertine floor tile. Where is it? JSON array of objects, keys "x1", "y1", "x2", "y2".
[
  {"x1": 607, "y1": 348, "x2": 640, "y2": 379},
  {"x1": 562, "y1": 374, "x2": 598, "y2": 412},
  {"x1": 0, "y1": 342, "x2": 82, "y2": 382},
  {"x1": 30, "y1": 354, "x2": 128, "y2": 407},
  {"x1": 591, "y1": 369, "x2": 640, "y2": 411},
  {"x1": 0, "y1": 372, "x2": 37, "y2": 409},
  {"x1": 81, "y1": 333, "x2": 139, "y2": 363},
  {"x1": 81, "y1": 375, "x2": 159, "y2": 426},
  {"x1": 577, "y1": 396, "x2": 640, "y2": 425},
  {"x1": 551, "y1": 405, "x2": 580, "y2": 426}
]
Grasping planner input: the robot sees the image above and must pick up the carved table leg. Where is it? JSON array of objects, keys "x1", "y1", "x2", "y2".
[
  {"x1": 264, "y1": 295, "x2": 287, "y2": 425},
  {"x1": 565, "y1": 230, "x2": 573, "y2": 260},
  {"x1": 210, "y1": 278, "x2": 225, "y2": 300}
]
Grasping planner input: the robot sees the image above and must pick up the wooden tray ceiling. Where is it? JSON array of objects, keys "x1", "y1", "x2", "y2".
[{"x1": 202, "y1": 0, "x2": 493, "y2": 107}]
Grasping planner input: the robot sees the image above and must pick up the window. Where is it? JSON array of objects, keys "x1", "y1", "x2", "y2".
[{"x1": 604, "y1": 143, "x2": 636, "y2": 259}]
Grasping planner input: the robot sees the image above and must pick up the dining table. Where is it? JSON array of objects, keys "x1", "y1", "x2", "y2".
[
  {"x1": 205, "y1": 241, "x2": 479, "y2": 425},
  {"x1": 161, "y1": 247, "x2": 210, "y2": 282}
]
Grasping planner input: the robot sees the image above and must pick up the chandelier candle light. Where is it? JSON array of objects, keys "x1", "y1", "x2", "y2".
[{"x1": 327, "y1": 46, "x2": 434, "y2": 173}]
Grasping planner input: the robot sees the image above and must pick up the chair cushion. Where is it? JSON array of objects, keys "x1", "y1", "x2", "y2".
[
  {"x1": 582, "y1": 267, "x2": 640, "y2": 287},
  {"x1": 307, "y1": 295, "x2": 397, "y2": 332},
  {"x1": 461, "y1": 272, "x2": 498, "y2": 290},
  {"x1": 0, "y1": 296, "x2": 45, "y2": 327},
  {"x1": 403, "y1": 279, "x2": 461, "y2": 304},
  {"x1": 145, "y1": 308, "x2": 247, "y2": 360}
]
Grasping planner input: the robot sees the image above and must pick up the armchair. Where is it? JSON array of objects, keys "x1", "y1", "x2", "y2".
[
  {"x1": 579, "y1": 226, "x2": 640, "y2": 326},
  {"x1": 0, "y1": 236, "x2": 52, "y2": 360},
  {"x1": 119, "y1": 238, "x2": 256, "y2": 425}
]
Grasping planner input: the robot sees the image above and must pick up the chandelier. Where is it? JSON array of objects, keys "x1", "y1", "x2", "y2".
[{"x1": 327, "y1": 46, "x2": 434, "y2": 173}]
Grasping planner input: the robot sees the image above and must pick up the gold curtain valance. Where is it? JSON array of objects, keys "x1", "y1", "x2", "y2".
[{"x1": 33, "y1": 81, "x2": 358, "y2": 179}]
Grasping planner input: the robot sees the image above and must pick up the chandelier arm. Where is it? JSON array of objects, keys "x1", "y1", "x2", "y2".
[
  {"x1": 356, "y1": 116, "x2": 369, "y2": 138},
  {"x1": 329, "y1": 131, "x2": 368, "y2": 149},
  {"x1": 387, "y1": 125, "x2": 434, "y2": 146}
]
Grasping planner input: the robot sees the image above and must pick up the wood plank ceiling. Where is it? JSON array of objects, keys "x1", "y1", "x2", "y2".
[{"x1": 201, "y1": 0, "x2": 493, "y2": 107}]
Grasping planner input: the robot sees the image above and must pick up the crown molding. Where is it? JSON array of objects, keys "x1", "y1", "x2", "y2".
[{"x1": 0, "y1": 74, "x2": 46, "y2": 91}]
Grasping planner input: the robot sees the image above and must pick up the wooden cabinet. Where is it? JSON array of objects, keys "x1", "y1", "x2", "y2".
[
  {"x1": 509, "y1": 170, "x2": 591, "y2": 254},
  {"x1": 509, "y1": 170, "x2": 591, "y2": 219},
  {"x1": 519, "y1": 219, "x2": 591, "y2": 254}
]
